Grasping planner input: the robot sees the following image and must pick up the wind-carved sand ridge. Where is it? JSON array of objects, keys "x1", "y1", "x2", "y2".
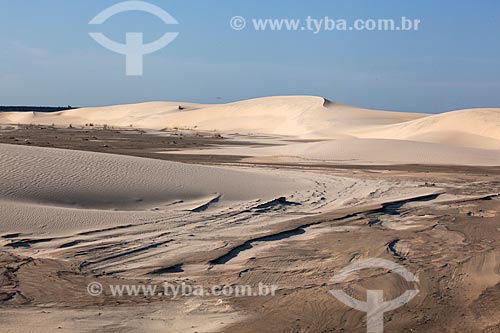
[{"x1": 1, "y1": 96, "x2": 500, "y2": 332}]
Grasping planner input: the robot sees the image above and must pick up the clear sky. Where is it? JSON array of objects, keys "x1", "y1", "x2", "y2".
[{"x1": 0, "y1": 0, "x2": 499, "y2": 113}]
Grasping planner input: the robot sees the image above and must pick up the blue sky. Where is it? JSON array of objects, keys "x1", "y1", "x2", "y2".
[{"x1": 0, "y1": 0, "x2": 499, "y2": 113}]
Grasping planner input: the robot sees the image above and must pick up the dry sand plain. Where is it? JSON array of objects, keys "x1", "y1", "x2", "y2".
[{"x1": 1, "y1": 96, "x2": 500, "y2": 332}]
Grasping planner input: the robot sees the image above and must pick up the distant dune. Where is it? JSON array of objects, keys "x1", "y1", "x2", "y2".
[{"x1": 1, "y1": 95, "x2": 500, "y2": 165}]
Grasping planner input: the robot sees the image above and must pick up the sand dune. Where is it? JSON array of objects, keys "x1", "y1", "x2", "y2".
[
  {"x1": 0, "y1": 143, "x2": 309, "y2": 210},
  {"x1": 0, "y1": 143, "x2": 314, "y2": 234},
  {"x1": 1, "y1": 95, "x2": 500, "y2": 165},
  {"x1": 359, "y1": 108, "x2": 500, "y2": 149},
  {"x1": 0, "y1": 96, "x2": 423, "y2": 138}
]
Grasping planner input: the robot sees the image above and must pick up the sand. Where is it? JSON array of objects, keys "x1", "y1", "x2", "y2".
[{"x1": 1, "y1": 96, "x2": 500, "y2": 332}]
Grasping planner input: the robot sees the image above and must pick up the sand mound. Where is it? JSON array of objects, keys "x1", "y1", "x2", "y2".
[
  {"x1": 359, "y1": 108, "x2": 500, "y2": 149},
  {"x1": 0, "y1": 143, "x2": 306, "y2": 211}
]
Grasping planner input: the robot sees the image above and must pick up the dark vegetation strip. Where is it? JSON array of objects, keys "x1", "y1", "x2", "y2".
[{"x1": 0, "y1": 106, "x2": 78, "y2": 112}]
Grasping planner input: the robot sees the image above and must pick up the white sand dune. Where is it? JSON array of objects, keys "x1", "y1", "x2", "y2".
[
  {"x1": 1, "y1": 95, "x2": 500, "y2": 165},
  {"x1": 0, "y1": 96, "x2": 424, "y2": 138},
  {"x1": 0, "y1": 143, "x2": 308, "y2": 210},
  {"x1": 358, "y1": 108, "x2": 500, "y2": 149},
  {"x1": 151, "y1": 96, "x2": 425, "y2": 138},
  {"x1": 0, "y1": 143, "x2": 314, "y2": 234}
]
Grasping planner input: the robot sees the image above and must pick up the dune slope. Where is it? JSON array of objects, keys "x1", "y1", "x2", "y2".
[{"x1": 0, "y1": 143, "x2": 308, "y2": 210}]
